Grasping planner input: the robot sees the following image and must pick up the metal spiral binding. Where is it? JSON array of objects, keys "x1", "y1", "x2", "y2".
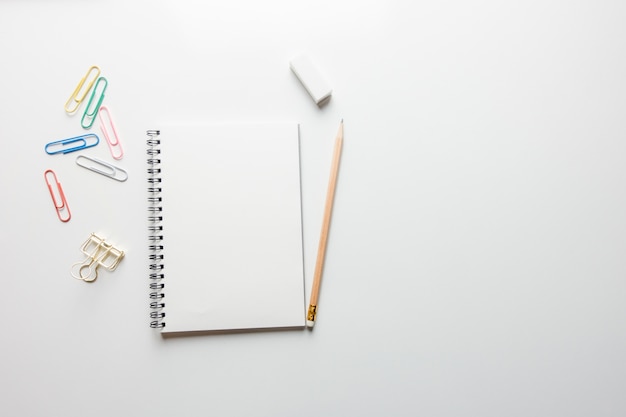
[{"x1": 147, "y1": 130, "x2": 165, "y2": 329}]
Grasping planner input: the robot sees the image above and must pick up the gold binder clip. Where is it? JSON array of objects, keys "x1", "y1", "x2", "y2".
[
  {"x1": 71, "y1": 233, "x2": 125, "y2": 282},
  {"x1": 64, "y1": 65, "x2": 101, "y2": 114}
]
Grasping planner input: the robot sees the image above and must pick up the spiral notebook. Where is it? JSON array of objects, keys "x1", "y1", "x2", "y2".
[{"x1": 147, "y1": 122, "x2": 306, "y2": 334}]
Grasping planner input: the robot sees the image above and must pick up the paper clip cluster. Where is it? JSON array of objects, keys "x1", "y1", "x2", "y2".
[
  {"x1": 43, "y1": 65, "x2": 127, "y2": 222},
  {"x1": 71, "y1": 233, "x2": 125, "y2": 282}
]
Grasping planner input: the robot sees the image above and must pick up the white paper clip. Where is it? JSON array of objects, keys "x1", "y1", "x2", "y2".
[{"x1": 76, "y1": 155, "x2": 128, "y2": 182}]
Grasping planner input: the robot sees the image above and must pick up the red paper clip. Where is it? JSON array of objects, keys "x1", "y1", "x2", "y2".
[
  {"x1": 98, "y1": 105, "x2": 123, "y2": 159},
  {"x1": 44, "y1": 169, "x2": 71, "y2": 222}
]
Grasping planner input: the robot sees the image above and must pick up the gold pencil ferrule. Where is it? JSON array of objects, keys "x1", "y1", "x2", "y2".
[{"x1": 307, "y1": 304, "x2": 317, "y2": 321}]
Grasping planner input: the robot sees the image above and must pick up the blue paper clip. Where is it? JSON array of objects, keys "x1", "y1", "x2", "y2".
[
  {"x1": 45, "y1": 133, "x2": 100, "y2": 155},
  {"x1": 81, "y1": 77, "x2": 108, "y2": 129}
]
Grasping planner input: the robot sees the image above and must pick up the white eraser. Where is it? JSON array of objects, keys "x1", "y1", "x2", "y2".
[
  {"x1": 290, "y1": 55, "x2": 332, "y2": 105},
  {"x1": 306, "y1": 320, "x2": 315, "y2": 328}
]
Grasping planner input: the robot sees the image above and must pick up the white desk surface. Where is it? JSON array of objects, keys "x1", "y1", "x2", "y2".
[{"x1": 2, "y1": 1, "x2": 626, "y2": 416}]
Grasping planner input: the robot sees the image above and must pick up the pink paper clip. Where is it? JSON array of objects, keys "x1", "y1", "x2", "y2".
[
  {"x1": 98, "y1": 105, "x2": 123, "y2": 160},
  {"x1": 44, "y1": 170, "x2": 71, "y2": 222}
]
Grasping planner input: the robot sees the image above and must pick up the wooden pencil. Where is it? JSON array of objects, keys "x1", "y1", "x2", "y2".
[{"x1": 307, "y1": 120, "x2": 344, "y2": 328}]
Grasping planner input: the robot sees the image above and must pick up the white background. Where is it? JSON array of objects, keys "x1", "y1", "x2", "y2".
[{"x1": 2, "y1": 1, "x2": 626, "y2": 416}]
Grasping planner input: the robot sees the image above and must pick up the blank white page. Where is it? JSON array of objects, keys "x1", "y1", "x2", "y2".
[{"x1": 158, "y1": 122, "x2": 305, "y2": 333}]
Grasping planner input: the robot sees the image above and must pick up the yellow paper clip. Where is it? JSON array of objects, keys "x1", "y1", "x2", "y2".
[
  {"x1": 71, "y1": 233, "x2": 125, "y2": 282},
  {"x1": 64, "y1": 65, "x2": 101, "y2": 114}
]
